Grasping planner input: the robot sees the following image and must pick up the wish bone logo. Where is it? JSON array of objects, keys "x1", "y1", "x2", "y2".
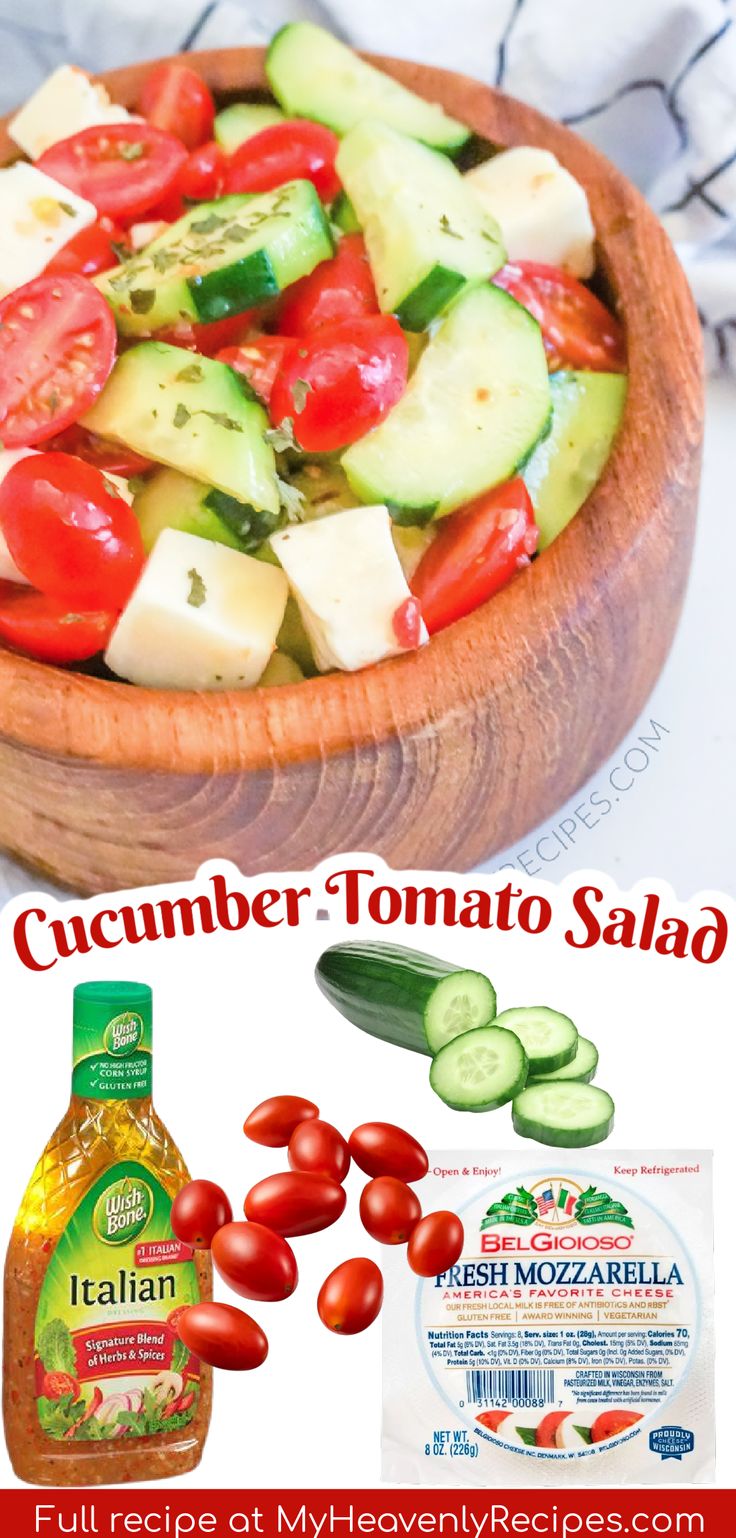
[
  {"x1": 480, "y1": 1178, "x2": 634, "y2": 1231},
  {"x1": 93, "y1": 1175, "x2": 153, "y2": 1246}
]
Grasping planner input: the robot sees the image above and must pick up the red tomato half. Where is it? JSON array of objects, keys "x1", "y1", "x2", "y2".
[
  {"x1": 179, "y1": 140, "x2": 227, "y2": 201},
  {"x1": 218, "y1": 336, "x2": 292, "y2": 406},
  {"x1": 288, "y1": 1119, "x2": 351, "y2": 1183},
  {"x1": 139, "y1": 62, "x2": 216, "y2": 151},
  {"x1": 243, "y1": 1095, "x2": 320, "y2": 1147},
  {"x1": 476, "y1": 1410, "x2": 512, "y2": 1433},
  {"x1": 47, "y1": 426, "x2": 153, "y2": 478},
  {"x1": 318, "y1": 1258, "x2": 383, "y2": 1336},
  {"x1": 225, "y1": 119, "x2": 340, "y2": 203},
  {"x1": 359, "y1": 1177, "x2": 421, "y2": 1245},
  {"x1": 244, "y1": 1172, "x2": 346, "y2": 1237},
  {"x1": 348, "y1": 1123, "x2": 428, "y2": 1183},
  {"x1": 43, "y1": 1371, "x2": 80, "y2": 1401},
  {"x1": 493, "y1": 261, "x2": 626, "y2": 373},
  {"x1": 0, "y1": 275, "x2": 116, "y2": 449},
  {"x1": 0, "y1": 586, "x2": 115, "y2": 664},
  {"x1": 536, "y1": 1410, "x2": 572, "y2": 1448},
  {"x1": 270, "y1": 317, "x2": 408, "y2": 452},
  {"x1": 0, "y1": 454, "x2": 144, "y2": 610},
  {"x1": 157, "y1": 312, "x2": 260, "y2": 358},
  {"x1": 38, "y1": 124, "x2": 188, "y2": 222},
  {"x1": 212, "y1": 1222, "x2": 298, "y2": 1303},
  {"x1": 411, "y1": 479, "x2": 538, "y2": 635},
  {"x1": 178, "y1": 1302, "x2": 268, "y2": 1371},
  {"x1": 170, "y1": 1180, "x2": 233, "y2": 1249},
  {"x1": 407, "y1": 1212, "x2": 464, "y2": 1277},
  {"x1": 45, "y1": 217, "x2": 128, "y2": 278},
  {"x1": 277, "y1": 235, "x2": 378, "y2": 335},
  {"x1": 590, "y1": 1409, "x2": 643, "y2": 1443}
]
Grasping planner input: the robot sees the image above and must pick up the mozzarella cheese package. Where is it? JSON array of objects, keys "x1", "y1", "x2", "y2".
[{"x1": 383, "y1": 1151, "x2": 714, "y2": 1485}]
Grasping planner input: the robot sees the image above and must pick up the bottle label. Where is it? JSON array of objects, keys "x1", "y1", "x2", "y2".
[
  {"x1": 34, "y1": 1161, "x2": 201, "y2": 1441},
  {"x1": 73, "y1": 1008, "x2": 152, "y2": 1100}
]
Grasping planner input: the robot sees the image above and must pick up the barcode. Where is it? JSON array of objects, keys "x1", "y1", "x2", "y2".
[{"x1": 465, "y1": 1369, "x2": 555, "y2": 1407}]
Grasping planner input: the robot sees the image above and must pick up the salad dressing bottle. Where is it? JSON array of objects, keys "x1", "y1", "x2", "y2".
[{"x1": 3, "y1": 982, "x2": 211, "y2": 1485}]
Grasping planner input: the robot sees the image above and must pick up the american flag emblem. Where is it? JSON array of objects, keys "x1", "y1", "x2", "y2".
[{"x1": 536, "y1": 1186, "x2": 556, "y2": 1216}]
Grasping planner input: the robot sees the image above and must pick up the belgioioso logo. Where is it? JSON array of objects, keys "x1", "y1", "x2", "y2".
[
  {"x1": 481, "y1": 1179, "x2": 633, "y2": 1231},
  {"x1": 103, "y1": 1011, "x2": 144, "y2": 1057},
  {"x1": 93, "y1": 1175, "x2": 153, "y2": 1245}
]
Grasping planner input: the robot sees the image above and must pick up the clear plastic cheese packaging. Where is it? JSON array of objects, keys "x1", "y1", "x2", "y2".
[{"x1": 382, "y1": 1151, "x2": 714, "y2": 1486}]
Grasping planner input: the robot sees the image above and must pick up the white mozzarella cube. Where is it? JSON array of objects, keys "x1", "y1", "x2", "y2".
[
  {"x1": 271, "y1": 504, "x2": 428, "y2": 674},
  {"x1": 0, "y1": 163, "x2": 96, "y2": 298},
  {"x1": 105, "y1": 528, "x2": 289, "y2": 691},
  {"x1": 9, "y1": 64, "x2": 131, "y2": 161},
  {"x1": 0, "y1": 449, "x2": 38, "y2": 583},
  {"x1": 466, "y1": 146, "x2": 596, "y2": 278}
]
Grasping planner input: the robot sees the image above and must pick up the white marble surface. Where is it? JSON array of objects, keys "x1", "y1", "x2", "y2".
[{"x1": 0, "y1": 379, "x2": 733, "y2": 906}]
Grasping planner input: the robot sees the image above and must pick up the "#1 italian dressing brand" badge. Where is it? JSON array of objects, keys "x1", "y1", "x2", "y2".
[
  {"x1": 34, "y1": 1161, "x2": 201, "y2": 1442},
  {"x1": 382, "y1": 1152, "x2": 713, "y2": 1486}
]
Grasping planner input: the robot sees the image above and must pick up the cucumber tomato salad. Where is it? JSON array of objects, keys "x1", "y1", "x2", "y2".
[{"x1": 0, "y1": 24, "x2": 627, "y2": 689}]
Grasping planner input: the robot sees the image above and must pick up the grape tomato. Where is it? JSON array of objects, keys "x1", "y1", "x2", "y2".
[
  {"x1": 244, "y1": 1172, "x2": 346, "y2": 1237},
  {"x1": 288, "y1": 1119, "x2": 350, "y2": 1183},
  {"x1": 211, "y1": 1221, "x2": 298, "y2": 1303},
  {"x1": 348, "y1": 1122, "x2": 429, "y2": 1182},
  {"x1": 359, "y1": 1176, "x2": 421, "y2": 1245},
  {"x1": 407, "y1": 1211, "x2": 464, "y2": 1277},
  {"x1": 0, "y1": 274, "x2": 116, "y2": 449},
  {"x1": 170, "y1": 1179, "x2": 233, "y2": 1249},
  {"x1": 243, "y1": 1095, "x2": 320, "y2": 1147},
  {"x1": 178, "y1": 1301, "x2": 268, "y2": 1371},
  {"x1": 318, "y1": 1258, "x2": 384, "y2": 1336}
]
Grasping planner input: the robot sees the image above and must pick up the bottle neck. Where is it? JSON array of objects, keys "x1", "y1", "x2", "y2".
[{"x1": 72, "y1": 993, "x2": 153, "y2": 1104}]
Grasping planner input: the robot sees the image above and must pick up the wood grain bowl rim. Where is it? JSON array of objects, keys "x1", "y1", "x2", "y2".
[{"x1": 0, "y1": 47, "x2": 703, "y2": 777}]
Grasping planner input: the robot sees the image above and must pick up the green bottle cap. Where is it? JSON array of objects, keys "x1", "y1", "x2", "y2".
[{"x1": 72, "y1": 981, "x2": 153, "y2": 1101}]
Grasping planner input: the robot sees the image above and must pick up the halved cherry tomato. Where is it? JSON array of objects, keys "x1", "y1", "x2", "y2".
[
  {"x1": 270, "y1": 317, "x2": 408, "y2": 452},
  {"x1": 47, "y1": 426, "x2": 153, "y2": 479},
  {"x1": 139, "y1": 62, "x2": 216, "y2": 151},
  {"x1": 411, "y1": 479, "x2": 538, "y2": 635},
  {"x1": 244, "y1": 1172, "x2": 346, "y2": 1237},
  {"x1": 277, "y1": 235, "x2": 378, "y2": 335},
  {"x1": 318, "y1": 1258, "x2": 383, "y2": 1336},
  {"x1": 225, "y1": 119, "x2": 340, "y2": 203},
  {"x1": 38, "y1": 124, "x2": 188, "y2": 223},
  {"x1": 536, "y1": 1410, "x2": 572, "y2": 1448},
  {"x1": 218, "y1": 336, "x2": 292, "y2": 406},
  {"x1": 348, "y1": 1123, "x2": 428, "y2": 1183},
  {"x1": 158, "y1": 312, "x2": 261, "y2": 358},
  {"x1": 43, "y1": 1371, "x2": 80, "y2": 1401},
  {"x1": 211, "y1": 1221, "x2": 298, "y2": 1302},
  {"x1": 590, "y1": 1409, "x2": 643, "y2": 1443},
  {"x1": 0, "y1": 275, "x2": 116, "y2": 449},
  {"x1": 359, "y1": 1177, "x2": 421, "y2": 1245},
  {"x1": 243, "y1": 1095, "x2": 319, "y2": 1148},
  {"x1": 0, "y1": 587, "x2": 116, "y2": 664},
  {"x1": 476, "y1": 1409, "x2": 512, "y2": 1433},
  {"x1": 45, "y1": 217, "x2": 128, "y2": 278},
  {"x1": 0, "y1": 454, "x2": 144, "y2": 610},
  {"x1": 288, "y1": 1119, "x2": 351, "y2": 1183},
  {"x1": 493, "y1": 261, "x2": 626, "y2": 373},
  {"x1": 407, "y1": 1211, "x2": 464, "y2": 1277},
  {"x1": 179, "y1": 140, "x2": 227, "y2": 201},
  {"x1": 170, "y1": 1179, "x2": 233, "y2": 1249},
  {"x1": 178, "y1": 1301, "x2": 268, "y2": 1371}
]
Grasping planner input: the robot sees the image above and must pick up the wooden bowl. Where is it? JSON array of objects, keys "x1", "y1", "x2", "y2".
[{"x1": 0, "y1": 49, "x2": 703, "y2": 895}]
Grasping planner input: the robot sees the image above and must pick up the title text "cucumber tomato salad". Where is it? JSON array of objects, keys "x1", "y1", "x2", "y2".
[{"x1": 0, "y1": 24, "x2": 626, "y2": 690}]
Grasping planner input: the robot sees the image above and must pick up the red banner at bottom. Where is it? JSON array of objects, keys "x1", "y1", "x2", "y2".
[{"x1": 0, "y1": 1487, "x2": 732, "y2": 1538}]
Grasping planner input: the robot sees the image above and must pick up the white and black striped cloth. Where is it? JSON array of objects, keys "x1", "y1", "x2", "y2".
[{"x1": 1, "y1": 0, "x2": 734, "y2": 368}]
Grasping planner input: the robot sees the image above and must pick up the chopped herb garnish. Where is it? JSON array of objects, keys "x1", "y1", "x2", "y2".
[
  {"x1": 189, "y1": 212, "x2": 226, "y2": 235},
  {"x1": 118, "y1": 141, "x2": 146, "y2": 162},
  {"x1": 110, "y1": 240, "x2": 132, "y2": 263},
  {"x1": 223, "y1": 224, "x2": 249, "y2": 243},
  {"x1": 439, "y1": 213, "x2": 463, "y2": 239},
  {"x1": 58, "y1": 202, "x2": 76, "y2": 218},
  {"x1": 264, "y1": 417, "x2": 298, "y2": 453},
  {"x1": 152, "y1": 248, "x2": 179, "y2": 273},
  {"x1": 277, "y1": 476, "x2": 307, "y2": 523},
  {"x1": 173, "y1": 402, "x2": 191, "y2": 429},
  {"x1": 129, "y1": 288, "x2": 155, "y2": 315},
  {"x1": 201, "y1": 410, "x2": 242, "y2": 432},
  {"x1": 186, "y1": 568, "x2": 207, "y2": 608},
  {"x1": 175, "y1": 363, "x2": 205, "y2": 384},
  {"x1": 292, "y1": 378, "x2": 312, "y2": 415}
]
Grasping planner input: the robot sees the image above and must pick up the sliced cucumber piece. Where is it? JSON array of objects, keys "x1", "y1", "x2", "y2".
[
  {"x1": 494, "y1": 1006, "x2": 577, "y2": 1075},
  {"x1": 430, "y1": 1026, "x2": 528, "y2": 1112},
  {"x1": 342, "y1": 283, "x2": 551, "y2": 519},
  {"x1": 315, "y1": 941, "x2": 496, "y2": 1056},
  {"x1": 529, "y1": 1036, "x2": 599, "y2": 1085},
  {"x1": 266, "y1": 22, "x2": 470, "y2": 152},
  {"x1": 84, "y1": 343, "x2": 279, "y2": 514},
  {"x1": 134, "y1": 467, "x2": 283, "y2": 554},
  {"x1": 512, "y1": 1082, "x2": 615, "y2": 1148},
  {"x1": 214, "y1": 102, "x2": 284, "y2": 153},
  {"x1": 97, "y1": 183, "x2": 333, "y2": 336},
  {"x1": 523, "y1": 371, "x2": 627, "y2": 548},
  {"x1": 336, "y1": 120, "x2": 505, "y2": 328}
]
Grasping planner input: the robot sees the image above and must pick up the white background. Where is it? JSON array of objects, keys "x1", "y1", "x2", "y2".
[{"x1": 0, "y1": 862, "x2": 733, "y2": 1490}]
